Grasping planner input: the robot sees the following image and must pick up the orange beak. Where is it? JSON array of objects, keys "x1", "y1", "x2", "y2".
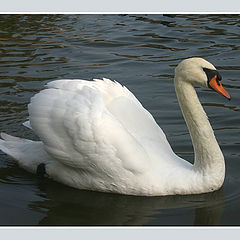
[{"x1": 209, "y1": 75, "x2": 231, "y2": 100}]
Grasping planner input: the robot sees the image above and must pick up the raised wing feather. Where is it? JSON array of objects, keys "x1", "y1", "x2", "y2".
[{"x1": 28, "y1": 78, "x2": 174, "y2": 175}]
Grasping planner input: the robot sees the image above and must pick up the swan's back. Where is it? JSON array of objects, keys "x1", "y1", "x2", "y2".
[{"x1": 29, "y1": 78, "x2": 176, "y2": 172}]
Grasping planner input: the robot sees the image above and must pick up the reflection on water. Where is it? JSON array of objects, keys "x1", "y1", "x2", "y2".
[
  {"x1": 0, "y1": 14, "x2": 240, "y2": 225},
  {"x1": 29, "y1": 179, "x2": 225, "y2": 226}
]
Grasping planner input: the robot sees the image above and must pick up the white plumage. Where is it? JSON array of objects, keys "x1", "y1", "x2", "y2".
[{"x1": 0, "y1": 58, "x2": 228, "y2": 196}]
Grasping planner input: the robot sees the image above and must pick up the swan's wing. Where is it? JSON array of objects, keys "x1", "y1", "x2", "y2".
[
  {"x1": 28, "y1": 78, "x2": 173, "y2": 175},
  {"x1": 46, "y1": 78, "x2": 169, "y2": 145}
]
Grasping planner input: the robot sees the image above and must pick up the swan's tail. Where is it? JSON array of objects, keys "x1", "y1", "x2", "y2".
[
  {"x1": 0, "y1": 132, "x2": 31, "y2": 159},
  {"x1": 0, "y1": 132, "x2": 50, "y2": 174}
]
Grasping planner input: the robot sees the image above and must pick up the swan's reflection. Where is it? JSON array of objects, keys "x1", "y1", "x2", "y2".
[{"x1": 28, "y1": 179, "x2": 225, "y2": 226}]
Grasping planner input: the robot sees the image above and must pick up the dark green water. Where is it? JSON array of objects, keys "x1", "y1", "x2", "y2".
[{"x1": 0, "y1": 14, "x2": 240, "y2": 226}]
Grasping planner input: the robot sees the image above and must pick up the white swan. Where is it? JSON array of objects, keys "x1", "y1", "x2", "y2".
[{"x1": 0, "y1": 57, "x2": 230, "y2": 196}]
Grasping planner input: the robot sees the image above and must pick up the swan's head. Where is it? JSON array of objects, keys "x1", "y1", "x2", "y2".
[{"x1": 175, "y1": 57, "x2": 230, "y2": 100}]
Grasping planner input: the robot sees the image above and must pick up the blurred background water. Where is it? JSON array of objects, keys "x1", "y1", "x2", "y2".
[{"x1": 0, "y1": 14, "x2": 239, "y2": 226}]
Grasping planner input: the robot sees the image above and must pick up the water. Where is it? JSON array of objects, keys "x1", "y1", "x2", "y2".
[{"x1": 0, "y1": 14, "x2": 239, "y2": 226}]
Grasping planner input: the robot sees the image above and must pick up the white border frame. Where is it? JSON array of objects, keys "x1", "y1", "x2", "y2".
[
  {"x1": 0, "y1": 0, "x2": 240, "y2": 12},
  {"x1": 1, "y1": 226, "x2": 240, "y2": 239},
  {"x1": 1, "y1": 6, "x2": 240, "y2": 239}
]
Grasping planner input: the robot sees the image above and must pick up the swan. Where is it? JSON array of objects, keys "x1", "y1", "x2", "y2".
[{"x1": 0, "y1": 57, "x2": 230, "y2": 196}]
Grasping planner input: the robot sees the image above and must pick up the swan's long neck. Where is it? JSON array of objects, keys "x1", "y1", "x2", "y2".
[{"x1": 174, "y1": 77, "x2": 225, "y2": 186}]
